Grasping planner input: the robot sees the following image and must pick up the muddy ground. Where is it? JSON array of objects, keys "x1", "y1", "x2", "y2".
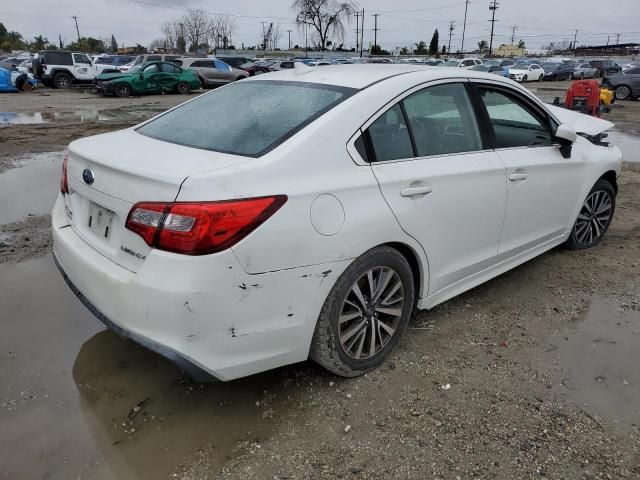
[{"x1": 0, "y1": 81, "x2": 639, "y2": 480}]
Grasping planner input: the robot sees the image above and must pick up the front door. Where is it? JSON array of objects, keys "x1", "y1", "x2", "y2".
[
  {"x1": 473, "y1": 83, "x2": 585, "y2": 255},
  {"x1": 72, "y1": 53, "x2": 93, "y2": 80},
  {"x1": 133, "y1": 63, "x2": 162, "y2": 93},
  {"x1": 366, "y1": 82, "x2": 507, "y2": 294}
]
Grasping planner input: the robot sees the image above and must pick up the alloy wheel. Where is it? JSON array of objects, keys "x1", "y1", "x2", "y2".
[
  {"x1": 573, "y1": 190, "x2": 613, "y2": 247},
  {"x1": 615, "y1": 85, "x2": 631, "y2": 100},
  {"x1": 338, "y1": 266, "x2": 404, "y2": 360}
]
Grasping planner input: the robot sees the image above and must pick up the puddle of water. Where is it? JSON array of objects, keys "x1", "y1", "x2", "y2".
[
  {"x1": 0, "y1": 152, "x2": 62, "y2": 224},
  {"x1": 0, "y1": 110, "x2": 132, "y2": 126},
  {"x1": 557, "y1": 296, "x2": 640, "y2": 431},
  {"x1": 0, "y1": 255, "x2": 296, "y2": 479}
]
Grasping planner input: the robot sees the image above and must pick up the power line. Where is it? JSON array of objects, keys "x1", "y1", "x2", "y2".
[
  {"x1": 461, "y1": 0, "x2": 470, "y2": 54},
  {"x1": 488, "y1": 0, "x2": 499, "y2": 56}
]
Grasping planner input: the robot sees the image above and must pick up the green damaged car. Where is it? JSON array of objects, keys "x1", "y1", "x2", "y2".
[{"x1": 94, "y1": 61, "x2": 201, "y2": 97}]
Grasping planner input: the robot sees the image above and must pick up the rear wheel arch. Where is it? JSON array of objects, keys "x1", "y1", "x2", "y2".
[{"x1": 383, "y1": 242, "x2": 425, "y2": 300}]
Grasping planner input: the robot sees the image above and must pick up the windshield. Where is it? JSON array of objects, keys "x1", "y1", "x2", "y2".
[
  {"x1": 511, "y1": 64, "x2": 530, "y2": 70},
  {"x1": 471, "y1": 65, "x2": 491, "y2": 71},
  {"x1": 542, "y1": 63, "x2": 560, "y2": 70},
  {"x1": 483, "y1": 60, "x2": 500, "y2": 66},
  {"x1": 440, "y1": 60, "x2": 460, "y2": 67},
  {"x1": 137, "y1": 80, "x2": 356, "y2": 157}
]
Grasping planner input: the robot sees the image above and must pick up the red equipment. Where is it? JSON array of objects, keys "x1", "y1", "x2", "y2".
[{"x1": 563, "y1": 80, "x2": 602, "y2": 117}]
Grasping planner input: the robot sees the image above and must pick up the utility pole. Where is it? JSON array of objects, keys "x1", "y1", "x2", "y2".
[
  {"x1": 615, "y1": 33, "x2": 620, "y2": 45},
  {"x1": 360, "y1": 8, "x2": 365, "y2": 57},
  {"x1": 372, "y1": 13, "x2": 380, "y2": 52},
  {"x1": 448, "y1": 21, "x2": 455, "y2": 55},
  {"x1": 461, "y1": 0, "x2": 470, "y2": 54},
  {"x1": 287, "y1": 29, "x2": 292, "y2": 51},
  {"x1": 573, "y1": 29, "x2": 578, "y2": 51},
  {"x1": 488, "y1": 1, "x2": 499, "y2": 57},
  {"x1": 511, "y1": 26, "x2": 517, "y2": 44},
  {"x1": 606, "y1": 35, "x2": 610, "y2": 46},
  {"x1": 72, "y1": 16, "x2": 81, "y2": 48},
  {"x1": 179, "y1": 22, "x2": 185, "y2": 53},
  {"x1": 260, "y1": 22, "x2": 268, "y2": 50},
  {"x1": 354, "y1": 11, "x2": 360, "y2": 53}
]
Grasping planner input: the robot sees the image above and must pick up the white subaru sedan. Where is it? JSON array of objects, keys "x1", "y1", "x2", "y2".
[{"x1": 53, "y1": 65, "x2": 622, "y2": 380}]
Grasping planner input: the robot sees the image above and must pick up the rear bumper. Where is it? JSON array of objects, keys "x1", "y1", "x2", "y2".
[{"x1": 51, "y1": 194, "x2": 348, "y2": 380}]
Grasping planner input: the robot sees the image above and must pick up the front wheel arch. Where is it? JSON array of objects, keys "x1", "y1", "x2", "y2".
[{"x1": 599, "y1": 170, "x2": 618, "y2": 194}]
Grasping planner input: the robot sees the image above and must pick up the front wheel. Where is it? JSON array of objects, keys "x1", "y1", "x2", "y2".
[
  {"x1": 114, "y1": 83, "x2": 132, "y2": 97},
  {"x1": 565, "y1": 179, "x2": 616, "y2": 250},
  {"x1": 175, "y1": 82, "x2": 190, "y2": 94},
  {"x1": 310, "y1": 246, "x2": 415, "y2": 377},
  {"x1": 615, "y1": 85, "x2": 632, "y2": 100},
  {"x1": 522, "y1": 74, "x2": 528, "y2": 83}
]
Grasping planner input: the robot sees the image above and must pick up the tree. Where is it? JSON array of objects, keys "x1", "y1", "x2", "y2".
[
  {"x1": 370, "y1": 44, "x2": 389, "y2": 55},
  {"x1": 414, "y1": 40, "x2": 428, "y2": 55},
  {"x1": 428, "y1": 29, "x2": 439, "y2": 56},
  {"x1": 477, "y1": 40, "x2": 488, "y2": 53},
  {"x1": 184, "y1": 8, "x2": 211, "y2": 53},
  {"x1": 441, "y1": 45, "x2": 446, "y2": 54},
  {"x1": 31, "y1": 35, "x2": 47, "y2": 51},
  {"x1": 110, "y1": 34, "x2": 118, "y2": 53},
  {"x1": 517, "y1": 39, "x2": 525, "y2": 49},
  {"x1": 209, "y1": 15, "x2": 237, "y2": 50},
  {"x1": 292, "y1": 0, "x2": 357, "y2": 51},
  {"x1": 399, "y1": 46, "x2": 409, "y2": 55},
  {"x1": 161, "y1": 19, "x2": 181, "y2": 51}
]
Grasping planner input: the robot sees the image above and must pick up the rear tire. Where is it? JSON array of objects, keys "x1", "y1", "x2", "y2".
[
  {"x1": 53, "y1": 72, "x2": 72, "y2": 89},
  {"x1": 538, "y1": 74, "x2": 543, "y2": 81},
  {"x1": 114, "y1": 83, "x2": 132, "y2": 97},
  {"x1": 615, "y1": 85, "x2": 632, "y2": 100},
  {"x1": 175, "y1": 82, "x2": 190, "y2": 94},
  {"x1": 565, "y1": 179, "x2": 616, "y2": 250},
  {"x1": 309, "y1": 246, "x2": 415, "y2": 377}
]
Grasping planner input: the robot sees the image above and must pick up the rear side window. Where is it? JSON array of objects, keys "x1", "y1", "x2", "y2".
[
  {"x1": 137, "y1": 81, "x2": 355, "y2": 157},
  {"x1": 403, "y1": 83, "x2": 481, "y2": 156},
  {"x1": 214, "y1": 60, "x2": 230, "y2": 70},
  {"x1": 44, "y1": 52, "x2": 73, "y2": 65},
  {"x1": 367, "y1": 104, "x2": 414, "y2": 162},
  {"x1": 479, "y1": 88, "x2": 553, "y2": 148}
]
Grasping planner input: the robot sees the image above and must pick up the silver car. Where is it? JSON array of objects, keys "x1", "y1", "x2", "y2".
[
  {"x1": 178, "y1": 58, "x2": 248, "y2": 87},
  {"x1": 571, "y1": 63, "x2": 599, "y2": 80}
]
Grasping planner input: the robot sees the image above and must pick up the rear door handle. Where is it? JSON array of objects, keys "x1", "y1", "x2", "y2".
[
  {"x1": 509, "y1": 172, "x2": 529, "y2": 182},
  {"x1": 400, "y1": 185, "x2": 433, "y2": 197}
]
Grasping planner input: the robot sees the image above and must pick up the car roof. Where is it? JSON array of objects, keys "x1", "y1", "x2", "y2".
[{"x1": 246, "y1": 64, "x2": 515, "y2": 89}]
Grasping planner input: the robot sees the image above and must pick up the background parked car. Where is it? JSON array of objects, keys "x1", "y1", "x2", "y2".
[
  {"x1": 94, "y1": 61, "x2": 200, "y2": 97},
  {"x1": 602, "y1": 67, "x2": 640, "y2": 100},
  {"x1": 178, "y1": 57, "x2": 248, "y2": 87},
  {"x1": 438, "y1": 58, "x2": 482, "y2": 69},
  {"x1": 509, "y1": 63, "x2": 544, "y2": 82},
  {"x1": 589, "y1": 59, "x2": 621, "y2": 76},
  {"x1": 542, "y1": 62, "x2": 574, "y2": 81},
  {"x1": 32, "y1": 50, "x2": 95, "y2": 88},
  {"x1": 570, "y1": 62, "x2": 599, "y2": 80},
  {"x1": 218, "y1": 57, "x2": 271, "y2": 75},
  {"x1": 130, "y1": 53, "x2": 183, "y2": 68},
  {"x1": 93, "y1": 55, "x2": 135, "y2": 74},
  {"x1": 470, "y1": 64, "x2": 505, "y2": 75}
]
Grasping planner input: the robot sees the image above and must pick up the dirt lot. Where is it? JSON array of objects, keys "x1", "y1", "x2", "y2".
[{"x1": 0, "y1": 81, "x2": 639, "y2": 480}]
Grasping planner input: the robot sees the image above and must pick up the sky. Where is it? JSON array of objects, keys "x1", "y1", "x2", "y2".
[{"x1": 3, "y1": 0, "x2": 640, "y2": 52}]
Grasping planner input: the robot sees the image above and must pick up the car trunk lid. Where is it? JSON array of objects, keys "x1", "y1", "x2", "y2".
[{"x1": 63, "y1": 128, "x2": 251, "y2": 272}]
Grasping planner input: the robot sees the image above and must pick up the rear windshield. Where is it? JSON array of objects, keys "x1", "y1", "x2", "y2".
[{"x1": 137, "y1": 80, "x2": 356, "y2": 157}]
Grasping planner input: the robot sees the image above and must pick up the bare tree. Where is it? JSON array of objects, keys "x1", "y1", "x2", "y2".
[
  {"x1": 149, "y1": 38, "x2": 167, "y2": 52},
  {"x1": 160, "y1": 19, "x2": 181, "y2": 51},
  {"x1": 270, "y1": 23, "x2": 283, "y2": 50},
  {"x1": 184, "y1": 8, "x2": 211, "y2": 52},
  {"x1": 292, "y1": 0, "x2": 357, "y2": 50}
]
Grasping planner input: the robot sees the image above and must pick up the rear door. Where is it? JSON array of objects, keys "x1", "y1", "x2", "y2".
[
  {"x1": 366, "y1": 81, "x2": 507, "y2": 294},
  {"x1": 473, "y1": 82, "x2": 585, "y2": 255}
]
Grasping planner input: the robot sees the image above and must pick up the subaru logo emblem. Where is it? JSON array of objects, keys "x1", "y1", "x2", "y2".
[{"x1": 82, "y1": 168, "x2": 95, "y2": 185}]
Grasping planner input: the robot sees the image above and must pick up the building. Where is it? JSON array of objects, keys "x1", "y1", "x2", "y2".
[{"x1": 494, "y1": 44, "x2": 525, "y2": 57}]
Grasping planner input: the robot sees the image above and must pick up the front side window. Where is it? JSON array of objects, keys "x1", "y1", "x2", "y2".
[
  {"x1": 403, "y1": 83, "x2": 482, "y2": 157},
  {"x1": 137, "y1": 81, "x2": 355, "y2": 157},
  {"x1": 479, "y1": 88, "x2": 553, "y2": 148},
  {"x1": 142, "y1": 64, "x2": 159, "y2": 74},
  {"x1": 73, "y1": 54, "x2": 91, "y2": 64},
  {"x1": 367, "y1": 104, "x2": 414, "y2": 162},
  {"x1": 214, "y1": 60, "x2": 230, "y2": 70}
]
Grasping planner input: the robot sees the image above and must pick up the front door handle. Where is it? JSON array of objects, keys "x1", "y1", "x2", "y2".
[
  {"x1": 400, "y1": 185, "x2": 433, "y2": 197},
  {"x1": 509, "y1": 172, "x2": 529, "y2": 182}
]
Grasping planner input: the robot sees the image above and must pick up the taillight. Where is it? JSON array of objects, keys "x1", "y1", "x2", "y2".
[
  {"x1": 125, "y1": 196, "x2": 287, "y2": 255},
  {"x1": 60, "y1": 154, "x2": 69, "y2": 194}
]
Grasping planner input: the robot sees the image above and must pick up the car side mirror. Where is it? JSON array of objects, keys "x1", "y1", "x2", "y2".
[{"x1": 555, "y1": 123, "x2": 577, "y2": 159}]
